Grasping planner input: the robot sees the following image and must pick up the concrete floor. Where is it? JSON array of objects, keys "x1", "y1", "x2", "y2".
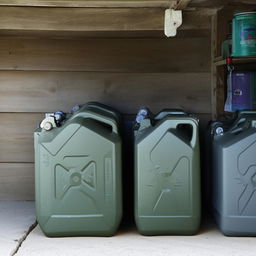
[
  {"x1": 2, "y1": 201, "x2": 256, "y2": 256},
  {"x1": 0, "y1": 201, "x2": 35, "y2": 256}
]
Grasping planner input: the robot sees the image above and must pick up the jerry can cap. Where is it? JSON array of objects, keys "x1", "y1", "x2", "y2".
[
  {"x1": 135, "y1": 108, "x2": 149, "y2": 124},
  {"x1": 40, "y1": 111, "x2": 66, "y2": 131}
]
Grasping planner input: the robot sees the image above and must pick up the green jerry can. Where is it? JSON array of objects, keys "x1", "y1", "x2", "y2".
[
  {"x1": 34, "y1": 102, "x2": 122, "y2": 237},
  {"x1": 209, "y1": 111, "x2": 256, "y2": 236},
  {"x1": 134, "y1": 108, "x2": 201, "y2": 235}
]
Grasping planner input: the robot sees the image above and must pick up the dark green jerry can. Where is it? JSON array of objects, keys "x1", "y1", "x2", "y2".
[
  {"x1": 34, "y1": 103, "x2": 122, "y2": 237},
  {"x1": 209, "y1": 111, "x2": 256, "y2": 236},
  {"x1": 134, "y1": 108, "x2": 201, "y2": 235}
]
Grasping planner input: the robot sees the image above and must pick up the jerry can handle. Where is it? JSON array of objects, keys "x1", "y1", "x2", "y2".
[
  {"x1": 154, "y1": 109, "x2": 187, "y2": 120},
  {"x1": 229, "y1": 117, "x2": 247, "y2": 133},
  {"x1": 236, "y1": 111, "x2": 256, "y2": 117},
  {"x1": 71, "y1": 110, "x2": 118, "y2": 134},
  {"x1": 229, "y1": 112, "x2": 256, "y2": 133},
  {"x1": 86, "y1": 102, "x2": 121, "y2": 122},
  {"x1": 86, "y1": 112, "x2": 118, "y2": 134},
  {"x1": 175, "y1": 119, "x2": 198, "y2": 148},
  {"x1": 159, "y1": 118, "x2": 198, "y2": 148}
]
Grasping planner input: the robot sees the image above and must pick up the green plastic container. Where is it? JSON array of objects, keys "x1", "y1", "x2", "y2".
[
  {"x1": 232, "y1": 12, "x2": 256, "y2": 57},
  {"x1": 209, "y1": 111, "x2": 256, "y2": 236},
  {"x1": 34, "y1": 103, "x2": 122, "y2": 237},
  {"x1": 134, "y1": 108, "x2": 201, "y2": 235}
]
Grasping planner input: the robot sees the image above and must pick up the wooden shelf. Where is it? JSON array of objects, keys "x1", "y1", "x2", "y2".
[
  {"x1": 214, "y1": 56, "x2": 256, "y2": 66},
  {"x1": 0, "y1": 0, "x2": 176, "y2": 8},
  {"x1": 0, "y1": 0, "x2": 222, "y2": 38},
  {"x1": 0, "y1": 0, "x2": 254, "y2": 8},
  {"x1": 0, "y1": 6, "x2": 213, "y2": 37}
]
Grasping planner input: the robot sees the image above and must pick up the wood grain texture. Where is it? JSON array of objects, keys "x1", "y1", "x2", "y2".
[
  {"x1": 0, "y1": 0, "x2": 175, "y2": 8},
  {"x1": 190, "y1": 0, "x2": 256, "y2": 7},
  {"x1": 0, "y1": 28, "x2": 211, "y2": 39},
  {"x1": 0, "y1": 113, "x2": 43, "y2": 162},
  {"x1": 0, "y1": 37, "x2": 211, "y2": 72},
  {"x1": 1, "y1": 0, "x2": 253, "y2": 8},
  {"x1": 0, "y1": 7, "x2": 212, "y2": 36},
  {"x1": 0, "y1": 163, "x2": 34, "y2": 200},
  {"x1": 175, "y1": 0, "x2": 191, "y2": 9},
  {"x1": 0, "y1": 71, "x2": 211, "y2": 113},
  {"x1": 227, "y1": 0, "x2": 256, "y2": 6}
]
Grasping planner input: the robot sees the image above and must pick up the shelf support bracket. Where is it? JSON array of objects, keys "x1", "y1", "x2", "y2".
[{"x1": 164, "y1": 9, "x2": 182, "y2": 37}]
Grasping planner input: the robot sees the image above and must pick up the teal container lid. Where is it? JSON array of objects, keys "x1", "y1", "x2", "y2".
[{"x1": 234, "y1": 11, "x2": 256, "y2": 17}]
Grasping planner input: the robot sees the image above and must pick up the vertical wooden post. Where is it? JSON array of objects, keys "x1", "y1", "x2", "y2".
[
  {"x1": 211, "y1": 7, "x2": 232, "y2": 119},
  {"x1": 211, "y1": 14, "x2": 218, "y2": 119}
]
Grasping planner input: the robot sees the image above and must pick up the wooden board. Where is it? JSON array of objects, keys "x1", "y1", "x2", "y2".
[
  {"x1": 0, "y1": 113, "x2": 43, "y2": 163},
  {"x1": 0, "y1": 0, "x2": 176, "y2": 8},
  {"x1": 175, "y1": 0, "x2": 191, "y2": 9},
  {"x1": 2, "y1": 0, "x2": 252, "y2": 8},
  {"x1": 0, "y1": 71, "x2": 211, "y2": 113},
  {"x1": 190, "y1": 0, "x2": 256, "y2": 7},
  {"x1": 0, "y1": 37, "x2": 211, "y2": 72},
  {"x1": 0, "y1": 29, "x2": 211, "y2": 39},
  {"x1": 228, "y1": 0, "x2": 256, "y2": 6},
  {"x1": 189, "y1": 0, "x2": 224, "y2": 8},
  {"x1": 0, "y1": 163, "x2": 34, "y2": 200},
  {"x1": 0, "y1": 7, "x2": 212, "y2": 36}
]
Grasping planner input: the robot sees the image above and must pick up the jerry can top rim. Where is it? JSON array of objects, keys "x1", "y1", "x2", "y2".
[
  {"x1": 159, "y1": 116, "x2": 200, "y2": 125},
  {"x1": 234, "y1": 11, "x2": 256, "y2": 17}
]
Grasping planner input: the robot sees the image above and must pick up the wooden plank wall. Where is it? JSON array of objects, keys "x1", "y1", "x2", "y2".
[{"x1": 0, "y1": 35, "x2": 211, "y2": 200}]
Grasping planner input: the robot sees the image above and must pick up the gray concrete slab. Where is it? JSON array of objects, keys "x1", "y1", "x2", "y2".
[
  {"x1": 0, "y1": 201, "x2": 35, "y2": 256},
  {"x1": 16, "y1": 219, "x2": 256, "y2": 256}
]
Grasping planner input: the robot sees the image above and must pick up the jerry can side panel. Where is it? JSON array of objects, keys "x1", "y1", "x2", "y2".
[
  {"x1": 136, "y1": 133, "x2": 193, "y2": 217},
  {"x1": 35, "y1": 124, "x2": 122, "y2": 236},
  {"x1": 212, "y1": 133, "x2": 256, "y2": 235},
  {"x1": 221, "y1": 134, "x2": 256, "y2": 217},
  {"x1": 222, "y1": 147, "x2": 248, "y2": 216},
  {"x1": 135, "y1": 128, "x2": 201, "y2": 234}
]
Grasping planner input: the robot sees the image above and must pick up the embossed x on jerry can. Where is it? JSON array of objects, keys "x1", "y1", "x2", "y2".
[
  {"x1": 134, "y1": 108, "x2": 201, "y2": 235},
  {"x1": 34, "y1": 102, "x2": 122, "y2": 237},
  {"x1": 210, "y1": 111, "x2": 256, "y2": 236}
]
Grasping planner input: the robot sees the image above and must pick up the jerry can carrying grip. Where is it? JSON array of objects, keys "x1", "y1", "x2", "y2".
[
  {"x1": 85, "y1": 102, "x2": 121, "y2": 123},
  {"x1": 176, "y1": 119, "x2": 198, "y2": 148},
  {"x1": 236, "y1": 111, "x2": 256, "y2": 116},
  {"x1": 72, "y1": 109, "x2": 119, "y2": 134},
  {"x1": 159, "y1": 118, "x2": 198, "y2": 148},
  {"x1": 154, "y1": 109, "x2": 187, "y2": 120},
  {"x1": 229, "y1": 111, "x2": 256, "y2": 134}
]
